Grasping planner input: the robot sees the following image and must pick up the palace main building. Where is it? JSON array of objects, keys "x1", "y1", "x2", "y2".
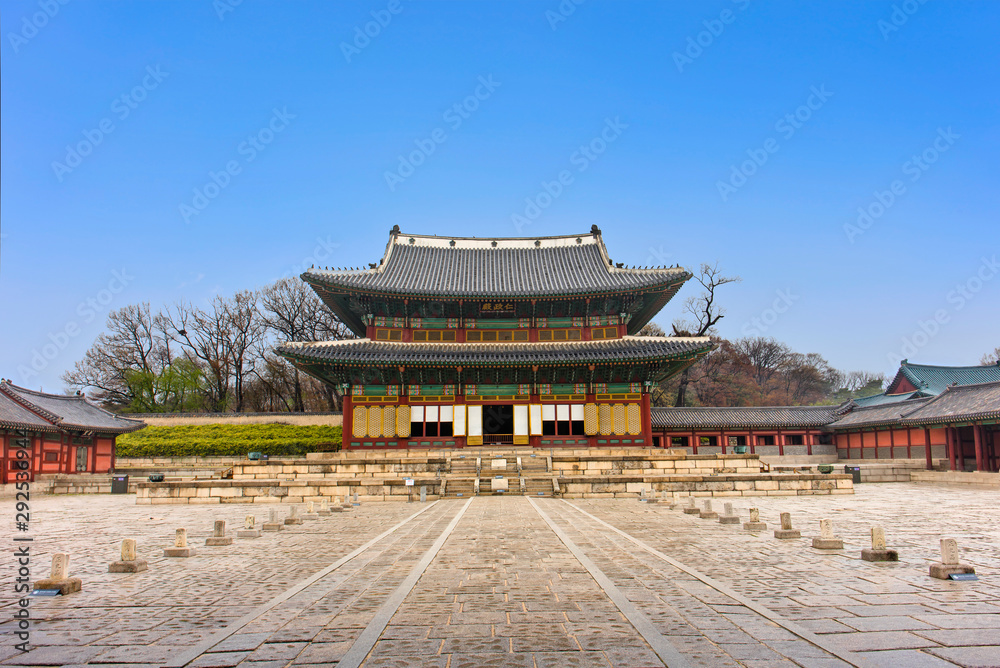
[{"x1": 279, "y1": 226, "x2": 714, "y2": 449}]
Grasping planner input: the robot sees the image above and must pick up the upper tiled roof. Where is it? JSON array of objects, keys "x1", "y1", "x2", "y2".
[
  {"x1": 302, "y1": 228, "x2": 689, "y2": 298},
  {"x1": 886, "y1": 361, "x2": 1000, "y2": 396},
  {"x1": 902, "y1": 382, "x2": 1000, "y2": 425},
  {"x1": 0, "y1": 381, "x2": 145, "y2": 434},
  {"x1": 849, "y1": 392, "x2": 920, "y2": 408},
  {"x1": 279, "y1": 336, "x2": 712, "y2": 366},
  {"x1": 651, "y1": 405, "x2": 836, "y2": 430}
]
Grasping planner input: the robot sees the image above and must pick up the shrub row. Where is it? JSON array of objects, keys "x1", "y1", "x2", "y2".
[{"x1": 116, "y1": 424, "x2": 342, "y2": 458}]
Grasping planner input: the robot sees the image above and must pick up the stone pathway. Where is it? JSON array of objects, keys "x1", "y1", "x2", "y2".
[{"x1": 1, "y1": 483, "x2": 998, "y2": 667}]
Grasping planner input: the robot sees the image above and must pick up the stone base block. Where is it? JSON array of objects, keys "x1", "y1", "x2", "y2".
[
  {"x1": 862, "y1": 548, "x2": 899, "y2": 562},
  {"x1": 284, "y1": 518, "x2": 303, "y2": 525},
  {"x1": 205, "y1": 537, "x2": 233, "y2": 546},
  {"x1": 332, "y1": 507, "x2": 347, "y2": 513},
  {"x1": 237, "y1": 529, "x2": 261, "y2": 538},
  {"x1": 743, "y1": 522, "x2": 767, "y2": 531},
  {"x1": 812, "y1": 538, "x2": 844, "y2": 550},
  {"x1": 929, "y1": 562, "x2": 974, "y2": 579},
  {"x1": 699, "y1": 512, "x2": 719, "y2": 519},
  {"x1": 774, "y1": 529, "x2": 801, "y2": 539},
  {"x1": 109, "y1": 560, "x2": 148, "y2": 573},
  {"x1": 262, "y1": 523, "x2": 283, "y2": 531},
  {"x1": 301, "y1": 513, "x2": 320, "y2": 520},
  {"x1": 718, "y1": 516, "x2": 740, "y2": 525},
  {"x1": 683, "y1": 508, "x2": 701, "y2": 515},
  {"x1": 341, "y1": 505, "x2": 353, "y2": 510},
  {"x1": 33, "y1": 577, "x2": 82, "y2": 594},
  {"x1": 163, "y1": 547, "x2": 196, "y2": 557},
  {"x1": 316, "y1": 510, "x2": 332, "y2": 516}
]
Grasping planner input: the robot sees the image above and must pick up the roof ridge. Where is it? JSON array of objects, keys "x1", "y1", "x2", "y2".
[{"x1": 0, "y1": 382, "x2": 63, "y2": 425}]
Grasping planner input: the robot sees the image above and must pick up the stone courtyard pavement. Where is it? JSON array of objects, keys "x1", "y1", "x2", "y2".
[{"x1": 2, "y1": 483, "x2": 998, "y2": 668}]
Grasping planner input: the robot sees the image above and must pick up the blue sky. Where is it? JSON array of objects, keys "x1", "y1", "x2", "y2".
[{"x1": 2, "y1": 0, "x2": 998, "y2": 392}]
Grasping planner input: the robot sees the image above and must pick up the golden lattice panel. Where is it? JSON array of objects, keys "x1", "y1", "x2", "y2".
[
  {"x1": 584, "y1": 404, "x2": 599, "y2": 436},
  {"x1": 383, "y1": 406, "x2": 396, "y2": 438},
  {"x1": 396, "y1": 404, "x2": 411, "y2": 438},
  {"x1": 598, "y1": 404, "x2": 612, "y2": 436},
  {"x1": 368, "y1": 406, "x2": 383, "y2": 438},
  {"x1": 353, "y1": 406, "x2": 367, "y2": 438},
  {"x1": 613, "y1": 404, "x2": 627, "y2": 436},
  {"x1": 627, "y1": 403, "x2": 642, "y2": 435}
]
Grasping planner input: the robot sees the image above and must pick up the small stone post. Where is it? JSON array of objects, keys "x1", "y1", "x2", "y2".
[
  {"x1": 683, "y1": 497, "x2": 700, "y2": 515},
  {"x1": 34, "y1": 554, "x2": 82, "y2": 594},
  {"x1": 719, "y1": 502, "x2": 740, "y2": 525},
  {"x1": 639, "y1": 488, "x2": 648, "y2": 503},
  {"x1": 420, "y1": 486, "x2": 427, "y2": 503},
  {"x1": 262, "y1": 508, "x2": 284, "y2": 532},
  {"x1": 744, "y1": 508, "x2": 767, "y2": 531},
  {"x1": 284, "y1": 505, "x2": 303, "y2": 526},
  {"x1": 699, "y1": 499, "x2": 719, "y2": 520},
  {"x1": 301, "y1": 501, "x2": 319, "y2": 521},
  {"x1": 929, "y1": 538, "x2": 974, "y2": 579},
  {"x1": 238, "y1": 515, "x2": 262, "y2": 538},
  {"x1": 206, "y1": 520, "x2": 233, "y2": 546},
  {"x1": 773, "y1": 512, "x2": 801, "y2": 539},
  {"x1": 861, "y1": 527, "x2": 899, "y2": 562},
  {"x1": 164, "y1": 528, "x2": 196, "y2": 557},
  {"x1": 109, "y1": 538, "x2": 148, "y2": 573},
  {"x1": 342, "y1": 494, "x2": 353, "y2": 510},
  {"x1": 812, "y1": 519, "x2": 844, "y2": 550},
  {"x1": 353, "y1": 491, "x2": 360, "y2": 506},
  {"x1": 317, "y1": 501, "x2": 332, "y2": 517}
]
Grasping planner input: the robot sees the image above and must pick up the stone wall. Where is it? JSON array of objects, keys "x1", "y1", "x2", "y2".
[{"x1": 133, "y1": 413, "x2": 342, "y2": 426}]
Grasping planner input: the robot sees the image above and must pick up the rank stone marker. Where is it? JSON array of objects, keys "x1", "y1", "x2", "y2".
[
  {"x1": 719, "y1": 502, "x2": 740, "y2": 525},
  {"x1": 353, "y1": 491, "x2": 360, "y2": 506},
  {"x1": 929, "y1": 538, "x2": 975, "y2": 579},
  {"x1": 109, "y1": 538, "x2": 148, "y2": 573},
  {"x1": 861, "y1": 526, "x2": 899, "y2": 562},
  {"x1": 699, "y1": 499, "x2": 719, "y2": 519},
  {"x1": 238, "y1": 515, "x2": 261, "y2": 538},
  {"x1": 34, "y1": 553, "x2": 82, "y2": 594},
  {"x1": 683, "y1": 497, "x2": 701, "y2": 515},
  {"x1": 163, "y1": 528, "x2": 196, "y2": 557},
  {"x1": 812, "y1": 518, "x2": 844, "y2": 550},
  {"x1": 262, "y1": 509, "x2": 284, "y2": 532},
  {"x1": 316, "y1": 501, "x2": 332, "y2": 516},
  {"x1": 206, "y1": 520, "x2": 234, "y2": 546},
  {"x1": 284, "y1": 505, "x2": 303, "y2": 525},
  {"x1": 342, "y1": 495, "x2": 353, "y2": 510},
  {"x1": 744, "y1": 507, "x2": 767, "y2": 531},
  {"x1": 774, "y1": 512, "x2": 801, "y2": 539},
  {"x1": 301, "y1": 501, "x2": 319, "y2": 521}
]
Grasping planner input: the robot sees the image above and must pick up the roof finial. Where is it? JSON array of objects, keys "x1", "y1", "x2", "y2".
[
  {"x1": 390, "y1": 224, "x2": 400, "y2": 235},
  {"x1": 591, "y1": 224, "x2": 601, "y2": 235}
]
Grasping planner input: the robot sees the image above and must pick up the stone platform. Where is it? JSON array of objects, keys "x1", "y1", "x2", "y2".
[{"x1": 134, "y1": 448, "x2": 853, "y2": 505}]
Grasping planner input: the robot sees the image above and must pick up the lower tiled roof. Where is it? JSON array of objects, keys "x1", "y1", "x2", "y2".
[
  {"x1": 902, "y1": 382, "x2": 1000, "y2": 425},
  {"x1": 651, "y1": 406, "x2": 836, "y2": 430},
  {"x1": 0, "y1": 381, "x2": 145, "y2": 434},
  {"x1": 0, "y1": 391, "x2": 60, "y2": 432},
  {"x1": 827, "y1": 398, "x2": 932, "y2": 429}
]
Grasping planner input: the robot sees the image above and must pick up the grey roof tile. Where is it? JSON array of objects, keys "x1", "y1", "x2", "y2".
[
  {"x1": 0, "y1": 382, "x2": 145, "y2": 434},
  {"x1": 651, "y1": 405, "x2": 836, "y2": 430}
]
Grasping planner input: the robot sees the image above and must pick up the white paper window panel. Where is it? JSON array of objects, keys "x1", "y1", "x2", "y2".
[
  {"x1": 529, "y1": 404, "x2": 543, "y2": 435},
  {"x1": 571, "y1": 404, "x2": 585, "y2": 420},
  {"x1": 514, "y1": 405, "x2": 529, "y2": 436},
  {"x1": 556, "y1": 404, "x2": 569, "y2": 421},
  {"x1": 467, "y1": 405, "x2": 483, "y2": 436},
  {"x1": 426, "y1": 405, "x2": 439, "y2": 422},
  {"x1": 542, "y1": 404, "x2": 555, "y2": 421},
  {"x1": 453, "y1": 405, "x2": 466, "y2": 435},
  {"x1": 411, "y1": 405, "x2": 424, "y2": 422},
  {"x1": 440, "y1": 405, "x2": 454, "y2": 422}
]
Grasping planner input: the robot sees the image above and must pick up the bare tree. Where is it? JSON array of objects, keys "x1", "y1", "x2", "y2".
[
  {"x1": 223, "y1": 290, "x2": 264, "y2": 412},
  {"x1": 980, "y1": 347, "x2": 1000, "y2": 365},
  {"x1": 162, "y1": 300, "x2": 233, "y2": 412}
]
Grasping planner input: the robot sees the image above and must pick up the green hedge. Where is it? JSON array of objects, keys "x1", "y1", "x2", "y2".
[{"x1": 116, "y1": 424, "x2": 342, "y2": 458}]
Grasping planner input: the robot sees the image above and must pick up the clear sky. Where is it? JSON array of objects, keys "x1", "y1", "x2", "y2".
[{"x1": 2, "y1": 0, "x2": 998, "y2": 393}]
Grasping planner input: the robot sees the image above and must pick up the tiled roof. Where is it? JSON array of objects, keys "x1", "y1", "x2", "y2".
[
  {"x1": 302, "y1": 229, "x2": 689, "y2": 298},
  {"x1": 651, "y1": 405, "x2": 837, "y2": 430},
  {"x1": 0, "y1": 381, "x2": 145, "y2": 434},
  {"x1": 886, "y1": 361, "x2": 1000, "y2": 396},
  {"x1": 827, "y1": 398, "x2": 932, "y2": 429},
  {"x1": 0, "y1": 391, "x2": 60, "y2": 432},
  {"x1": 279, "y1": 336, "x2": 713, "y2": 366},
  {"x1": 902, "y1": 382, "x2": 1000, "y2": 425},
  {"x1": 849, "y1": 392, "x2": 921, "y2": 408}
]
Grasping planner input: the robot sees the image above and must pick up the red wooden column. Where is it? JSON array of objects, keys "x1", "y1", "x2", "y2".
[
  {"x1": 906, "y1": 428, "x2": 913, "y2": 459},
  {"x1": 889, "y1": 428, "x2": 896, "y2": 459},
  {"x1": 973, "y1": 424, "x2": 985, "y2": 472},
  {"x1": 641, "y1": 393, "x2": 653, "y2": 448},
  {"x1": 749, "y1": 429, "x2": 756, "y2": 454},
  {"x1": 691, "y1": 430, "x2": 698, "y2": 455},
  {"x1": 924, "y1": 428, "x2": 933, "y2": 470},
  {"x1": 947, "y1": 426, "x2": 957, "y2": 471},
  {"x1": 957, "y1": 428, "x2": 966, "y2": 470},
  {"x1": 720, "y1": 430, "x2": 727, "y2": 455},
  {"x1": 777, "y1": 429, "x2": 784, "y2": 456},
  {"x1": 806, "y1": 429, "x2": 812, "y2": 456}
]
